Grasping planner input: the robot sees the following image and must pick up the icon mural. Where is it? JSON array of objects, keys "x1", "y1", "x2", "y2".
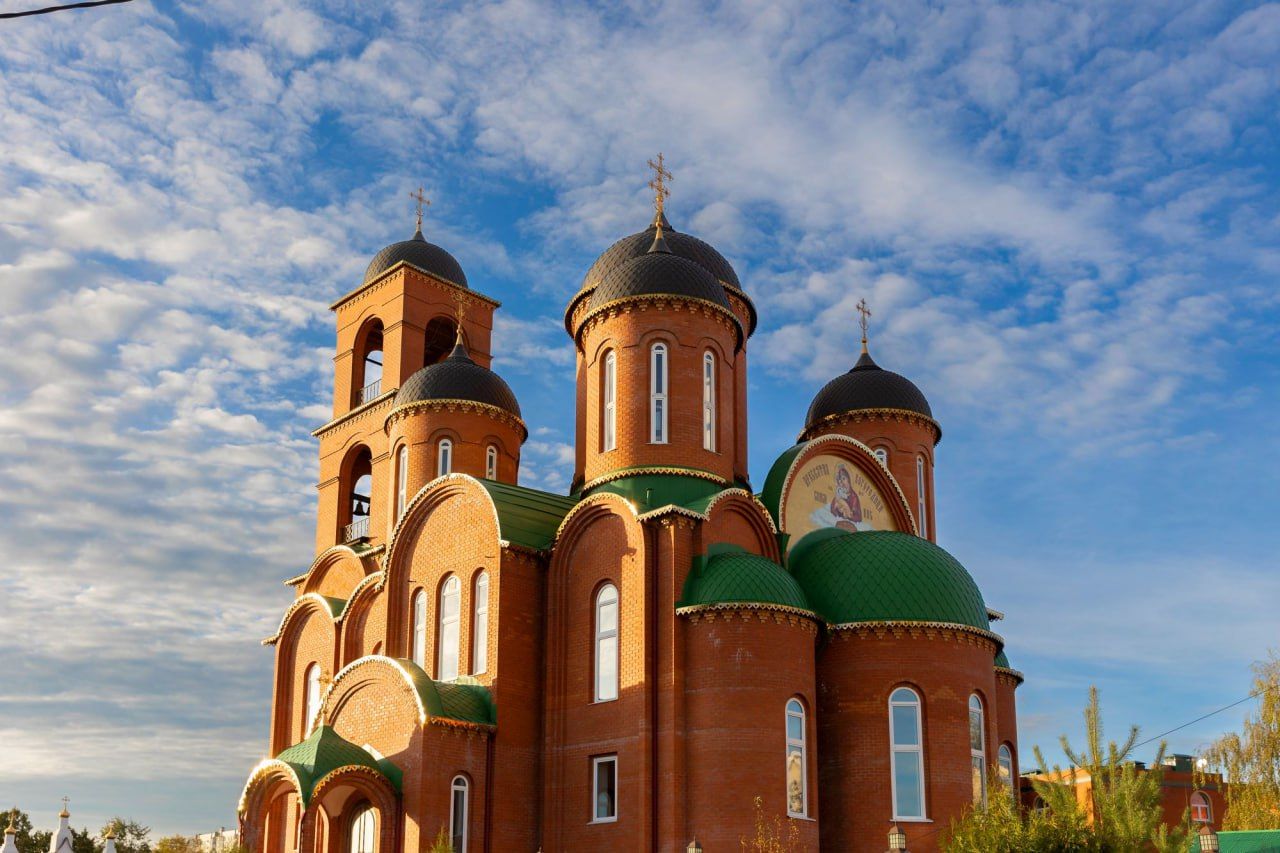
[{"x1": 783, "y1": 453, "x2": 898, "y2": 551}]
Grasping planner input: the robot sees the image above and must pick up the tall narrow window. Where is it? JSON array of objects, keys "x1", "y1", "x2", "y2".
[
  {"x1": 450, "y1": 776, "x2": 469, "y2": 852},
  {"x1": 917, "y1": 456, "x2": 928, "y2": 538},
  {"x1": 874, "y1": 447, "x2": 889, "y2": 466},
  {"x1": 439, "y1": 576, "x2": 461, "y2": 681},
  {"x1": 485, "y1": 445, "x2": 498, "y2": 480},
  {"x1": 349, "y1": 806, "x2": 375, "y2": 853},
  {"x1": 395, "y1": 445, "x2": 408, "y2": 520},
  {"x1": 650, "y1": 343, "x2": 668, "y2": 444},
  {"x1": 602, "y1": 351, "x2": 617, "y2": 452},
  {"x1": 304, "y1": 663, "x2": 322, "y2": 734},
  {"x1": 702, "y1": 351, "x2": 716, "y2": 451},
  {"x1": 472, "y1": 571, "x2": 489, "y2": 675},
  {"x1": 592, "y1": 755, "x2": 617, "y2": 823},
  {"x1": 785, "y1": 698, "x2": 807, "y2": 817},
  {"x1": 594, "y1": 584, "x2": 619, "y2": 702},
  {"x1": 970, "y1": 694, "x2": 987, "y2": 805},
  {"x1": 998, "y1": 744, "x2": 1014, "y2": 798},
  {"x1": 438, "y1": 439, "x2": 453, "y2": 477},
  {"x1": 411, "y1": 589, "x2": 427, "y2": 669},
  {"x1": 1190, "y1": 791, "x2": 1212, "y2": 824},
  {"x1": 890, "y1": 687, "x2": 926, "y2": 820}
]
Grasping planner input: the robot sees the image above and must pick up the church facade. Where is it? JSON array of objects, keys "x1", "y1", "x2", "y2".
[{"x1": 238, "y1": 173, "x2": 1023, "y2": 853}]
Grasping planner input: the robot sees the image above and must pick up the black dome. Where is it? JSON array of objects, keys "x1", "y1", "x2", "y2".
[
  {"x1": 587, "y1": 244, "x2": 732, "y2": 314},
  {"x1": 395, "y1": 340, "x2": 521, "y2": 418},
  {"x1": 582, "y1": 213, "x2": 740, "y2": 291},
  {"x1": 805, "y1": 351, "x2": 933, "y2": 427},
  {"x1": 364, "y1": 229, "x2": 468, "y2": 287}
]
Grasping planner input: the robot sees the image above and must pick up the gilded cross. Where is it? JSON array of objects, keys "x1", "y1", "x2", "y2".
[
  {"x1": 647, "y1": 153, "x2": 672, "y2": 218},
  {"x1": 409, "y1": 186, "x2": 430, "y2": 231},
  {"x1": 856, "y1": 298, "x2": 872, "y2": 352}
]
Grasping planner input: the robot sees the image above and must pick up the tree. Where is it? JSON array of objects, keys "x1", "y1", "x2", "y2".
[
  {"x1": 99, "y1": 820, "x2": 150, "y2": 853},
  {"x1": 424, "y1": 827, "x2": 453, "y2": 853},
  {"x1": 739, "y1": 796, "x2": 805, "y2": 852},
  {"x1": 153, "y1": 836, "x2": 200, "y2": 853},
  {"x1": 3, "y1": 808, "x2": 50, "y2": 853},
  {"x1": 1204, "y1": 653, "x2": 1280, "y2": 830}
]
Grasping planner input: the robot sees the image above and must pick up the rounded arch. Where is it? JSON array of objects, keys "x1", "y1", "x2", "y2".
[
  {"x1": 701, "y1": 489, "x2": 781, "y2": 561},
  {"x1": 339, "y1": 572, "x2": 387, "y2": 667},
  {"x1": 311, "y1": 769, "x2": 399, "y2": 853},
  {"x1": 423, "y1": 315, "x2": 459, "y2": 366},
  {"x1": 636, "y1": 327, "x2": 679, "y2": 351},
  {"x1": 301, "y1": 546, "x2": 372, "y2": 599},
  {"x1": 693, "y1": 333, "x2": 731, "y2": 364},
  {"x1": 351, "y1": 317, "x2": 385, "y2": 408},
  {"x1": 338, "y1": 443, "x2": 375, "y2": 542}
]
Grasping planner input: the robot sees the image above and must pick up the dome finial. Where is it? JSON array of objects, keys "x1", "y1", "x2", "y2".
[
  {"x1": 856, "y1": 297, "x2": 872, "y2": 355},
  {"x1": 5, "y1": 810, "x2": 16, "y2": 834},
  {"x1": 449, "y1": 298, "x2": 471, "y2": 357},
  {"x1": 647, "y1": 152, "x2": 672, "y2": 225},
  {"x1": 408, "y1": 186, "x2": 431, "y2": 238}
]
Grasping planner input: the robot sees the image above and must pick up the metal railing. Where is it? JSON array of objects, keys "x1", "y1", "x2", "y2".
[
  {"x1": 343, "y1": 516, "x2": 370, "y2": 542},
  {"x1": 358, "y1": 379, "x2": 382, "y2": 404}
]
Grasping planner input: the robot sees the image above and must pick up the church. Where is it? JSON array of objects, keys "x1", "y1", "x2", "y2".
[{"x1": 238, "y1": 161, "x2": 1023, "y2": 853}]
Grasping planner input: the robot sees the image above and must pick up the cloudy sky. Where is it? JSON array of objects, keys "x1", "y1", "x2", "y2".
[{"x1": 1, "y1": 0, "x2": 1278, "y2": 836}]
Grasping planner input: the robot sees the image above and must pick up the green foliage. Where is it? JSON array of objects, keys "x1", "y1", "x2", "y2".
[
  {"x1": 4, "y1": 808, "x2": 49, "y2": 853},
  {"x1": 739, "y1": 796, "x2": 805, "y2": 852},
  {"x1": 99, "y1": 819, "x2": 150, "y2": 853},
  {"x1": 1204, "y1": 653, "x2": 1280, "y2": 830},
  {"x1": 152, "y1": 837, "x2": 200, "y2": 853},
  {"x1": 424, "y1": 827, "x2": 453, "y2": 853}
]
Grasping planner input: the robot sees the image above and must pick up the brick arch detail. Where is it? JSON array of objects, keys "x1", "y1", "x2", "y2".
[
  {"x1": 302, "y1": 546, "x2": 374, "y2": 599},
  {"x1": 307, "y1": 767, "x2": 401, "y2": 853},
  {"x1": 701, "y1": 489, "x2": 781, "y2": 562},
  {"x1": 239, "y1": 764, "x2": 301, "y2": 853},
  {"x1": 778, "y1": 433, "x2": 918, "y2": 536}
]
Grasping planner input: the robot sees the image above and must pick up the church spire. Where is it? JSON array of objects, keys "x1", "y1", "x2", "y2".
[
  {"x1": 856, "y1": 297, "x2": 872, "y2": 355},
  {"x1": 408, "y1": 186, "x2": 430, "y2": 239},
  {"x1": 646, "y1": 153, "x2": 674, "y2": 253},
  {"x1": 49, "y1": 801, "x2": 73, "y2": 853},
  {"x1": 2, "y1": 811, "x2": 17, "y2": 853}
]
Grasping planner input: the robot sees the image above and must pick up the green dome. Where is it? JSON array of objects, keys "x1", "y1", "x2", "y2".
[
  {"x1": 788, "y1": 529, "x2": 990, "y2": 630},
  {"x1": 759, "y1": 443, "x2": 806, "y2": 528},
  {"x1": 680, "y1": 546, "x2": 811, "y2": 612},
  {"x1": 995, "y1": 650, "x2": 1011, "y2": 669},
  {"x1": 274, "y1": 725, "x2": 395, "y2": 806}
]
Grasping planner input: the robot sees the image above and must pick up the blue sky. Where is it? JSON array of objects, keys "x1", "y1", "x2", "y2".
[{"x1": 1, "y1": 0, "x2": 1278, "y2": 837}]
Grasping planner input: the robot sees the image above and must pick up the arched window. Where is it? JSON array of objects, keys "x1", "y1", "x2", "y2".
[
  {"x1": 702, "y1": 351, "x2": 716, "y2": 451},
  {"x1": 785, "y1": 698, "x2": 807, "y2": 817},
  {"x1": 1191, "y1": 791, "x2": 1212, "y2": 824},
  {"x1": 423, "y1": 317, "x2": 457, "y2": 366},
  {"x1": 970, "y1": 694, "x2": 987, "y2": 805},
  {"x1": 485, "y1": 445, "x2": 498, "y2": 480},
  {"x1": 304, "y1": 663, "x2": 322, "y2": 734},
  {"x1": 344, "y1": 447, "x2": 372, "y2": 543},
  {"x1": 889, "y1": 687, "x2": 926, "y2": 820},
  {"x1": 439, "y1": 576, "x2": 461, "y2": 682},
  {"x1": 602, "y1": 351, "x2": 617, "y2": 452},
  {"x1": 355, "y1": 321, "x2": 384, "y2": 406},
  {"x1": 472, "y1": 571, "x2": 489, "y2": 675},
  {"x1": 395, "y1": 445, "x2": 408, "y2": 520},
  {"x1": 411, "y1": 589, "x2": 427, "y2": 669},
  {"x1": 594, "y1": 584, "x2": 619, "y2": 702},
  {"x1": 874, "y1": 447, "x2": 889, "y2": 466},
  {"x1": 450, "y1": 776, "x2": 469, "y2": 852},
  {"x1": 349, "y1": 805, "x2": 375, "y2": 853},
  {"x1": 998, "y1": 744, "x2": 1014, "y2": 798},
  {"x1": 650, "y1": 343, "x2": 668, "y2": 444},
  {"x1": 916, "y1": 455, "x2": 928, "y2": 538},
  {"x1": 437, "y1": 439, "x2": 453, "y2": 477}
]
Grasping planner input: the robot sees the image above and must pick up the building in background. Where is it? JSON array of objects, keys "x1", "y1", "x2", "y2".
[
  {"x1": 237, "y1": 165, "x2": 1024, "y2": 852},
  {"x1": 195, "y1": 829, "x2": 238, "y2": 853}
]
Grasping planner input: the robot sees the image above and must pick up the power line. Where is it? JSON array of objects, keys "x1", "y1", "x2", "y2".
[
  {"x1": 1134, "y1": 684, "x2": 1272, "y2": 751},
  {"x1": 0, "y1": 0, "x2": 133, "y2": 19}
]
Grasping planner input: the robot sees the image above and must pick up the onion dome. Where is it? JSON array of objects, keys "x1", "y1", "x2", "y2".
[
  {"x1": 395, "y1": 335, "x2": 521, "y2": 418},
  {"x1": 584, "y1": 212, "x2": 740, "y2": 291},
  {"x1": 788, "y1": 529, "x2": 990, "y2": 631},
  {"x1": 363, "y1": 228, "x2": 468, "y2": 288},
  {"x1": 587, "y1": 232, "x2": 732, "y2": 314},
  {"x1": 679, "y1": 545, "x2": 811, "y2": 612},
  {"x1": 805, "y1": 349, "x2": 933, "y2": 428},
  {"x1": 273, "y1": 725, "x2": 392, "y2": 806}
]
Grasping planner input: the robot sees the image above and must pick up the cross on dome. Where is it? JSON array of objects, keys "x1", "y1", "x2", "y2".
[
  {"x1": 647, "y1": 152, "x2": 672, "y2": 220},
  {"x1": 856, "y1": 298, "x2": 872, "y2": 353},
  {"x1": 408, "y1": 186, "x2": 431, "y2": 233}
]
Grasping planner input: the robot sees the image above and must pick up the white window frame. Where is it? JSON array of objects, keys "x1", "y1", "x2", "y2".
[
  {"x1": 594, "y1": 584, "x2": 619, "y2": 703},
  {"x1": 917, "y1": 455, "x2": 928, "y2": 537},
  {"x1": 411, "y1": 589, "x2": 427, "y2": 669},
  {"x1": 1191, "y1": 791, "x2": 1212, "y2": 824},
  {"x1": 395, "y1": 445, "x2": 408, "y2": 520},
  {"x1": 438, "y1": 439, "x2": 453, "y2": 477},
  {"x1": 874, "y1": 446, "x2": 889, "y2": 467},
  {"x1": 702, "y1": 351, "x2": 716, "y2": 451},
  {"x1": 472, "y1": 571, "x2": 489, "y2": 675},
  {"x1": 649, "y1": 343, "x2": 668, "y2": 444},
  {"x1": 970, "y1": 694, "x2": 987, "y2": 806},
  {"x1": 304, "y1": 663, "x2": 322, "y2": 734},
  {"x1": 602, "y1": 351, "x2": 617, "y2": 452},
  {"x1": 349, "y1": 806, "x2": 375, "y2": 853},
  {"x1": 998, "y1": 743, "x2": 1014, "y2": 797},
  {"x1": 439, "y1": 575, "x2": 461, "y2": 682},
  {"x1": 591, "y1": 755, "x2": 618, "y2": 823},
  {"x1": 785, "y1": 698, "x2": 807, "y2": 817},
  {"x1": 485, "y1": 445, "x2": 497, "y2": 479},
  {"x1": 450, "y1": 775, "x2": 469, "y2": 852},
  {"x1": 889, "y1": 687, "x2": 927, "y2": 820}
]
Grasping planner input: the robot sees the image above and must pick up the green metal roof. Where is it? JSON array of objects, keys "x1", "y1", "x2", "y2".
[
  {"x1": 788, "y1": 529, "x2": 990, "y2": 630},
  {"x1": 274, "y1": 726, "x2": 396, "y2": 806},
  {"x1": 1194, "y1": 831, "x2": 1280, "y2": 853},
  {"x1": 759, "y1": 443, "x2": 806, "y2": 528},
  {"x1": 679, "y1": 544, "x2": 811, "y2": 612},
  {"x1": 477, "y1": 479, "x2": 577, "y2": 551},
  {"x1": 395, "y1": 659, "x2": 497, "y2": 726},
  {"x1": 319, "y1": 595, "x2": 347, "y2": 619},
  {"x1": 995, "y1": 650, "x2": 1011, "y2": 668},
  {"x1": 585, "y1": 471, "x2": 725, "y2": 513}
]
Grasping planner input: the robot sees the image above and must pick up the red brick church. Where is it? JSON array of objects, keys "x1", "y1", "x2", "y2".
[{"x1": 238, "y1": 166, "x2": 1023, "y2": 853}]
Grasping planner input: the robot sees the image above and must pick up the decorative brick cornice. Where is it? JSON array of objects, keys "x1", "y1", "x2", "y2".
[
  {"x1": 799, "y1": 407, "x2": 942, "y2": 445},
  {"x1": 580, "y1": 465, "x2": 729, "y2": 493},
  {"x1": 828, "y1": 620, "x2": 1002, "y2": 651},
  {"x1": 637, "y1": 505, "x2": 707, "y2": 524},
  {"x1": 995, "y1": 666, "x2": 1025, "y2": 686},
  {"x1": 312, "y1": 392, "x2": 397, "y2": 438},
  {"x1": 308, "y1": 765, "x2": 397, "y2": 805},
  {"x1": 384, "y1": 398, "x2": 528, "y2": 441},
  {"x1": 575, "y1": 294, "x2": 743, "y2": 353},
  {"x1": 329, "y1": 263, "x2": 500, "y2": 313},
  {"x1": 678, "y1": 602, "x2": 820, "y2": 631},
  {"x1": 429, "y1": 716, "x2": 496, "y2": 735},
  {"x1": 700, "y1": 488, "x2": 779, "y2": 534}
]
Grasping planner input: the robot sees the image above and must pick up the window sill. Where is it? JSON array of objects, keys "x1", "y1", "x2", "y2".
[
  {"x1": 588, "y1": 818, "x2": 617, "y2": 825},
  {"x1": 787, "y1": 815, "x2": 816, "y2": 822},
  {"x1": 592, "y1": 697, "x2": 617, "y2": 705},
  {"x1": 892, "y1": 817, "x2": 933, "y2": 823}
]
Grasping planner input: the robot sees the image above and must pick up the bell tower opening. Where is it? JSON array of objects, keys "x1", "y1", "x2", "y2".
[
  {"x1": 424, "y1": 316, "x2": 458, "y2": 366},
  {"x1": 352, "y1": 320, "x2": 384, "y2": 407},
  {"x1": 341, "y1": 447, "x2": 373, "y2": 544}
]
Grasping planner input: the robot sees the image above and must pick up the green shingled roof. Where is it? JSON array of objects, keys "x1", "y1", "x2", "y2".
[
  {"x1": 788, "y1": 529, "x2": 990, "y2": 630},
  {"x1": 759, "y1": 444, "x2": 807, "y2": 528},
  {"x1": 995, "y1": 650, "x2": 1011, "y2": 668},
  {"x1": 679, "y1": 545, "x2": 811, "y2": 612},
  {"x1": 395, "y1": 659, "x2": 497, "y2": 726},
  {"x1": 477, "y1": 479, "x2": 577, "y2": 551},
  {"x1": 1194, "y1": 831, "x2": 1280, "y2": 853},
  {"x1": 319, "y1": 595, "x2": 347, "y2": 619},
  {"x1": 586, "y1": 471, "x2": 725, "y2": 513},
  {"x1": 274, "y1": 726, "x2": 395, "y2": 806}
]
